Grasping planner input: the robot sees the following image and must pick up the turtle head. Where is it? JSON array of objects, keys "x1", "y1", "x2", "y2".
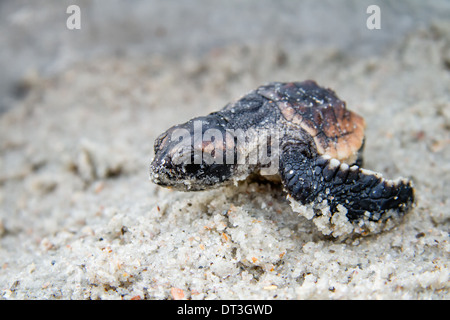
[{"x1": 150, "y1": 116, "x2": 234, "y2": 191}]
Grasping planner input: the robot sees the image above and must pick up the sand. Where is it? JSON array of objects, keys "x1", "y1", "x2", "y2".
[{"x1": 0, "y1": 4, "x2": 449, "y2": 300}]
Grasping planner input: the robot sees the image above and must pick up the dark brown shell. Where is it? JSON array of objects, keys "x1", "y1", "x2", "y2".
[{"x1": 257, "y1": 81, "x2": 366, "y2": 163}]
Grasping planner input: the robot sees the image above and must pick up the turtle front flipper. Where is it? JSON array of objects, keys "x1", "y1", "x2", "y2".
[{"x1": 280, "y1": 146, "x2": 415, "y2": 237}]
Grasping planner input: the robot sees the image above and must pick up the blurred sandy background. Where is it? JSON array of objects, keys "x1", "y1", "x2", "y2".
[{"x1": 0, "y1": 0, "x2": 449, "y2": 299}]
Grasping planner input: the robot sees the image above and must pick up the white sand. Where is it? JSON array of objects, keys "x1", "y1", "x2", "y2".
[{"x1": 1, "y1": 16, "x2": 449, "y2": 299}]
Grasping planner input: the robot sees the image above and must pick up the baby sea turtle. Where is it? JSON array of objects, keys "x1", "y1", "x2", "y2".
[{"x1": 150, "y1": 81, "x2": 415, "y2": 236}]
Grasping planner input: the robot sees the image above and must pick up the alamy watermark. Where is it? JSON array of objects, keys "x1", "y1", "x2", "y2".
[
  {"x1": 366, "y1": 5, "x2": 381, "y2": 30},
  {"x1": 66, "y1": 4, "x2": 381, "y2": 31},
  {"x1": 169, "y1": 120, "x2": 280, "y2": 176},
  {"x1": 66, "y1": 5, "x2": 81, "y2": 30}
]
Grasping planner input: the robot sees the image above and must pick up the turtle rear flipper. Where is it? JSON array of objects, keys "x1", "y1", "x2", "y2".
[{"x1": 280, "y1": 146, "x2": 415, "y2": 226}]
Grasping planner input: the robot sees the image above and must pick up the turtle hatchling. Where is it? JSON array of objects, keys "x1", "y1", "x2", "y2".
[{"x1": 150, "y1": 81, "x2": 415, "y2": 236}]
